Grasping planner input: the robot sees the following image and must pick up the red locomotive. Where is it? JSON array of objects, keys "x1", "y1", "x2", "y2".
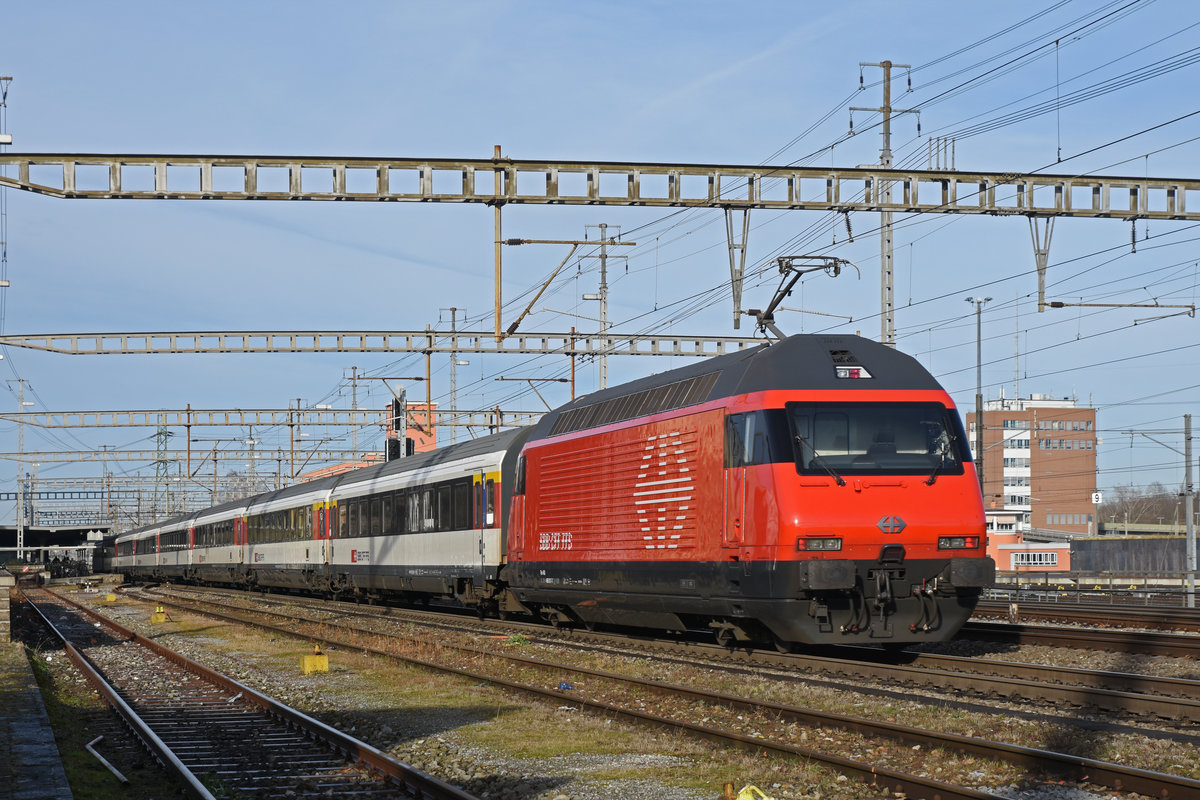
[{"x1": 505, "y1": 333, "x2": 993, "y2": 646}]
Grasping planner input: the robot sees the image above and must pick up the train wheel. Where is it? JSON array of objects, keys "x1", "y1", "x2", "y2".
[{"x1": 773, "y1": 635, "x2": 796, "y2": 654}]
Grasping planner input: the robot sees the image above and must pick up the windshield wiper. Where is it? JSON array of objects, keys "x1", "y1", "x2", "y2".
[
  {"x1": 925, "y1": 450, "x2": 947, "y2": 486},
  {"x1": 924, "y1": 430, "x2": 955, "y2": 486},
  {"x1": 794, "y1": 435, "x2": 846, "y2": 486}
]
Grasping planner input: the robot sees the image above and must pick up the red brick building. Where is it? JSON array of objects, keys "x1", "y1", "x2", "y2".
[{"x1": 967, "y1": 394, "x2": 1099, "y2": 571}]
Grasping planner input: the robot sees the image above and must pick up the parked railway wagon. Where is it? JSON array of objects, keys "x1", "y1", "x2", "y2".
[
  {"x1": 111, "y1": 334, "x2": 994, "y2": 647},
  {"x1": 113, "y1": 515, "x2": 191, "y2": 582}
]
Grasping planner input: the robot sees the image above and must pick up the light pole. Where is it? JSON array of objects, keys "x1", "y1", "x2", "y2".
[
  {"x1": 1186, "y1": 414, "x2": 1195, "y2": 608},
  {"x1": 965, "y1": 297, "x2": 991, "y2": 495}
]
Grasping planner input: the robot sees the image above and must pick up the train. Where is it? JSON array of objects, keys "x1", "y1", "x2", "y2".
[{"x1": 108, "y1": 333, "x2": 995, "y2": 647}]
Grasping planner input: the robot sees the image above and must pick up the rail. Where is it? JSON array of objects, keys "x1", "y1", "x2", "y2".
[
  {"x1": 137, "y1": 585, "x2": 1200, "y2": 800},
  {"x1": 24, "y1": 587, "x2": 482, "y2": 800}
]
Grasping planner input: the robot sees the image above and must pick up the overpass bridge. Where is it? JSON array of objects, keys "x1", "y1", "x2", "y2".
[{"x1": 0, "y1": 523, "x2": 109, "y2": 566}]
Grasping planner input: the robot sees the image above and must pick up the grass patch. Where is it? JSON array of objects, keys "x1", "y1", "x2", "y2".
[{"x1": 461, "y1": 701, "x2": 642, "y2": 759}]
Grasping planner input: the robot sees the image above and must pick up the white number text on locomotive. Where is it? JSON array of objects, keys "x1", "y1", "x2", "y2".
[{"x1": 538, "y1": 531, "x2": 573, "y2": 551}]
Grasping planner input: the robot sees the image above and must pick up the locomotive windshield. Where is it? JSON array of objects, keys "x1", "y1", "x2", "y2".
[{"x1": 787, "y1": 401, "x2": 970, "y2": 477}]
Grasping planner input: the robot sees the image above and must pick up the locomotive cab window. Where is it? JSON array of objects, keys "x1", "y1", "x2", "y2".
[
  {"x1": 787, "y1": 402, "x2": 970, "y2": 476},
  {"x1": 513, "y1": 455, "x2": 526, "y2": 496},
  {"x1": 726, "y1": 410, "x2": 792, "y2": 468}
]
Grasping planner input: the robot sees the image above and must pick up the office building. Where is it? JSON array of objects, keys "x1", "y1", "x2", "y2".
[{"x1": 966, "y1": 393, "x2": 1099, "y2": 538}]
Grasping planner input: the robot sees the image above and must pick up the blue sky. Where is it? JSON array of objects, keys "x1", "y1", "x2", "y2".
[{"x1": 1, "y1": 0, "x2": 1198, "y2": 520}]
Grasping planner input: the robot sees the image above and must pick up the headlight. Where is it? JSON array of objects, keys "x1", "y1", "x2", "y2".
[
  {"x1": 938, "y1": 536, "x2": 981, "y2": 550},
  {"x1": 797, "y1": 537, "x2": 842, "y2": 552}
]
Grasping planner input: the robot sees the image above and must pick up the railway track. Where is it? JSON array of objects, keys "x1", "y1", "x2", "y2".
[
  {"x1": 21, "y1": 587, "x2": 480, "y2": 800},
  {"x1": 146, "y1": 585, "x2": 1200, "y2": 722},
  {"x1": 976, "y1": 598, "x2": 1200, "y2": 633},
  {"x1": 115, "y1": 584, "x2": 1200, "y2": 800},
  {"x1": 958, "y1": 619, "x2": 1200, "y2": 658}
]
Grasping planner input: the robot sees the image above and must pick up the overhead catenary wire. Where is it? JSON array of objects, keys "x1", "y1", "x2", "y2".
[
  {"x1": 490, "y1": 2, "x2": 1200, "y2": 385},
  {"x1": 21, "y1": 3, "x2": 1200, "y2": 500}
]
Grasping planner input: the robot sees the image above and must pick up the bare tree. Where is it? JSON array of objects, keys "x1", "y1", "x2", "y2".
[{"x1": 1100, "y1": 482, "x2": 1184, "y2": 528}]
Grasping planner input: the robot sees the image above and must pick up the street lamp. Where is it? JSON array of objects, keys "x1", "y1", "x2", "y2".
[{"x1": 965, "y1": 297, "x2": 992, "y2": 494}]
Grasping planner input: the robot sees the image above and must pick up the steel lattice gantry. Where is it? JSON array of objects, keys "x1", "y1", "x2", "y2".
[
  {"x1": 0, "y1": 330, "x2": 764, "y2": 356},
  {"x1": 0, "y1": 406, "x2": 545, "y2": 428},
  {"x1": 2, "y1": 152, "x2": 1198, "y2": 336},
  {"x1": 32, "y1": 476, "x2": 271, "y2": 492},
  {"x1": 0, "y1": 448, "x2": 376, "y2": 463},
  {"x1": 0, "y1": 490, "x2": 139, "y2": 501},
  {"x1": 0, "y1": 153, "x2": 1195, "y2": 217},
  {"x1": 0, "y1": 405, "x2": 543, "y2": 478}
]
